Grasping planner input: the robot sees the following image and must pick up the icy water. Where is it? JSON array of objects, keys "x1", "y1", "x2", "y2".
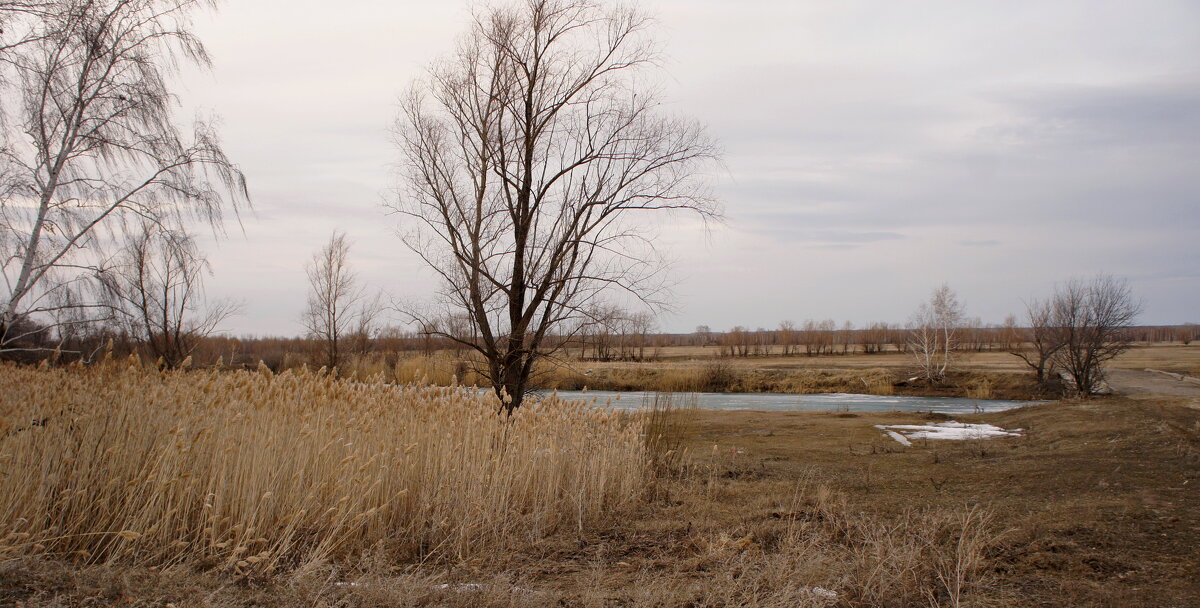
[{"x1": 538, "y1": 390, "x2": 1039, "y2": 415}]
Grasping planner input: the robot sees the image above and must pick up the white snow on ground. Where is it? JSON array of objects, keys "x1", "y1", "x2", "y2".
[
  {"x1": 876, "y1": 422, "x2": 1022, "y2": 445},
  {"x1": 791, "y1": 586, "x2": 839, "y2": 606},
  {"x1": 874, "y1": 426, "x2": 913, "y2": 447}
]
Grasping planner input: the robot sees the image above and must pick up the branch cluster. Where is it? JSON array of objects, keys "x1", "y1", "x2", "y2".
[
  {"x1": 392, "y1": 0, "x2": 719, "y2": 410},
  {"x1": 0, "y1": 0, "x2": 246, "y2": 352}
]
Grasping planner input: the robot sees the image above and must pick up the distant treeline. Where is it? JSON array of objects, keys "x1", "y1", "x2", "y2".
[
  {"x1": 13, "y1": 321, "x2": 1193, "y2": 370},
  {"x1": 596, "y1": 321, "x2": 1198, "y2": 361}
]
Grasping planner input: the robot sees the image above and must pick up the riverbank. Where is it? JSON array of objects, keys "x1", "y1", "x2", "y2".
[{"x1": 541, "y1": 365, "x2": 1045, "y2": 400}]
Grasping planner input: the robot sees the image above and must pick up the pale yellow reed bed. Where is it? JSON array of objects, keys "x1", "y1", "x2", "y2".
[{"x1": 0, "y1": 361, "x2": 647, "y2": 574}]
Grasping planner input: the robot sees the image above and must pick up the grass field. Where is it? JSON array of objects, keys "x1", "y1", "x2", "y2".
[{"x1": 2, "y1": 354, "x2": 1199, "y2": 607}]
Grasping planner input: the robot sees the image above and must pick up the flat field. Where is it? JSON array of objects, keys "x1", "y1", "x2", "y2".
[
  {"x1": 570, "y1": 343, "x2": 1200, "y2": 373},
  {"x1": 539, "y1": 344, "x2": 1200, "y2": 400}
]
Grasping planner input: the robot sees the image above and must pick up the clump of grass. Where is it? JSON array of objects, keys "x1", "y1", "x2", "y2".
[
  {"x1": 0, "y1": 360, "x2": 647, "y2": 574},
  {"x1": 643, "y1": 393, "x2": 696, "y2": 476},
  {"x1": 391, "y1": 353, "x2": 484, "y2": 386},
  {"x1": 541, "y1": 365, "x2": 901, "y2": 396},
  {"x1": 966, "y1": 377, "x2": 996, "y2": 400}
]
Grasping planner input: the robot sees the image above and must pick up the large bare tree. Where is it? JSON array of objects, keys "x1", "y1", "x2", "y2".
[
  {"x1": 392, "y1": 0, "x2": 718, "y2": 412},
  {"x1": 0, "y1": 0, "x2": 247, "y2": 353},
  {"x1": 97, "y1": 223, "x2": 237, "y2": 368},
  {"x1": 1049, "y1": 275, "x2": 1140, "y2": 397},
  {"x1": 1009, "y1": 297, "x2": 1064, "y2": 385},
  {"x1": 0, "y1": 2, "x2": 56, "y2": 55}
]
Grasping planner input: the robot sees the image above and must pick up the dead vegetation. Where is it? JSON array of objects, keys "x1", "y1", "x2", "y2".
[
  {"x1": 3, "y1": 361, "x2": 1198, "y2": 607},
  {"x1": 0, "y1": 360, "x2": 646, "y2": 572},
  {"x1": 313, "y1": 352, "x2": 1042, "y2": 400}
]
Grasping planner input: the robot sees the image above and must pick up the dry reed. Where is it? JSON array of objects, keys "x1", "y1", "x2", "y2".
[{"x1": 0, "y1": 360, "x2": 647, "y2": 574}]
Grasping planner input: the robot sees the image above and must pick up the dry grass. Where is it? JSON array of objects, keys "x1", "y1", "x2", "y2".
[
  {"x1": 5, "y1": 356, "x2": 1198, "y2": 607},
  {"x1": 1108, "y1": 343, "x2": 1200, "y2": 376},
  {"x1": 0, "y1": 360, "x2": 647, "y2": 574},
  {"x1": 965, "y1": 377, "x2": 995, "y2": 400},
  {"x1": 541, "y1": 364, "x2": 902, "y2": 396},
  {"x1": 389, "y1": 353, "x2": 486, "y2": 386},
  {"x1": 0, "y1": 478, "x2": 1000, "y2": 608}
]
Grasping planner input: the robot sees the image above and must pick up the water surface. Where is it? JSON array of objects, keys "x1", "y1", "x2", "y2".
[{"x1": 537, "y1": 390, "x2": 1038, "y2": 415}]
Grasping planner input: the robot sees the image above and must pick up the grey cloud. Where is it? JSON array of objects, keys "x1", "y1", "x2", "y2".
[
  {"x1": 173, "y1": 1, "x2": 1200, "y2": 333},
  {"x1": 981, "y1": 82, "x2": 1200, "y2": 149}
]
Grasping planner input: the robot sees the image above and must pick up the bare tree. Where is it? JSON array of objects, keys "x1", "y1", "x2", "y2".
[
  {"x1": 302, "y1": 231, "x2": 363, "y2": 371},
  {"x1": 837, "y1": 320, "x2": 855, "y2": 355},
  {"x1": 860, "y1": 321, "x2": 890, "y2": 354},
  {"x1": 392, "y1": 0, "x2": 718, "y2": 412},
  {"x1": 819, "y1": 319, "x2": 837, "y2": 355},
  {"x1": 778, "y1": 320, "x2": 796, "y2": 356},
  {"x1": 0, "y1": 2, "x2": 56, "y2": 55},
  {"x1": 346, "y1": 289, "x2": 386, "y2": 359},
  {"x1": 97, "y1": 223, "x2": 237, "y2": 367},
  {"x1": 999, "y1": 314, "x2": 1021, "y2": 352},
  {"x1": 0, "y1": 0, "x2": 247, "y2": 353},
  {"x1": 908, "y1": 284, "x2": 964, "y2": 383},
  {"x1": 723, "y1": 326, "x2": 749, "y2": 358},
  {"x1": 1049, "y1": 275, "x2": 1140, "y2": 397},
  {"x1": 800, "y1": 319, "x2": 817, "y2": 356},
  {"x1": 628, "y1": 310, "x2": 655, "y2": 361},
  {"x1": 1009, "y1": 297, "x2": 1063, "y2": 385}
]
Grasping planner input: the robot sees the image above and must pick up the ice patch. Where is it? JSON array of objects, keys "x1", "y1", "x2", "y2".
[
  {"x1": 874, "y1": 425, "x2": 913, "y2": 447},
  {"x1": 876, "y1": 421, "x2": 1022, "y2": 445}
]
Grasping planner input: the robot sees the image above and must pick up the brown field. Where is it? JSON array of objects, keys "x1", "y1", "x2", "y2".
[
  {"x1": 538, "y1": 343, "x2": 1200, "y2": 400},
  {"x1": 2, "y1": 353, "x2": 1199, "y2": 607},
  {"x1": 564, "y1": 342, "x2": 1200, "y2": 373}
]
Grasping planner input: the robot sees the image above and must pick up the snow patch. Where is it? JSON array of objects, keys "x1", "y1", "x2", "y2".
[
  {"x1": 433, "y1": 583, "x2": 486, "y2": 592},
  {"x1": 797, "y1": 586, "x2": 839, "y2": 606},
  {"x1": 873, "y1": 426, "x2": 913, "y2": 447},
  {"x1": 876, "y1": 421, "x2": 1022, "y2": 445}
]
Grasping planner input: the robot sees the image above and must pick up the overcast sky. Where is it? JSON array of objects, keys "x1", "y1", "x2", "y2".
[{"x1": 179, "y1": 0, "x2": 1200, "y2": 336}]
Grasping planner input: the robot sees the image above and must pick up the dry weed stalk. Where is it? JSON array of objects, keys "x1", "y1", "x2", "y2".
[{"x1": 0, "y1": 360, "x2": 647, "y2": 573}]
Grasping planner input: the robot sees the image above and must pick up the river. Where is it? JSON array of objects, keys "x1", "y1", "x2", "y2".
[{"x1": 536, "y1": 390, "x2": 1040, "y2": 415}]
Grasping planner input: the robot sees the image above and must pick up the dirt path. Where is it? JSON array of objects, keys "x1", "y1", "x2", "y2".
[{"x1": 1107, "y1": 368, "x2": 1200, "y2": 398}]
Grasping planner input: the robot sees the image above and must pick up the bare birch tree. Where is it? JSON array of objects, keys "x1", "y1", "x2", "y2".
[
  {"x1": 0, "y1": 2, "x2": 56, "y2": 55},
  {"x1": 301, "y1": 231, "x2": 363, "y2": 371},
  {"x1": 908, "y1": 284, "x2": 964, "y2": 383},
  {"x1": 97, "y1": 223, "x2": 237, "y2": 367},
  {"x1": 346, "y1": 289, "x2": 386, "y2": 359},
  {"x1": 392, "y1": 0, "x2": 719, "y2": 412},
  {"x1": 0, "y1": 0, "x2": 247, "y2": 353}
]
